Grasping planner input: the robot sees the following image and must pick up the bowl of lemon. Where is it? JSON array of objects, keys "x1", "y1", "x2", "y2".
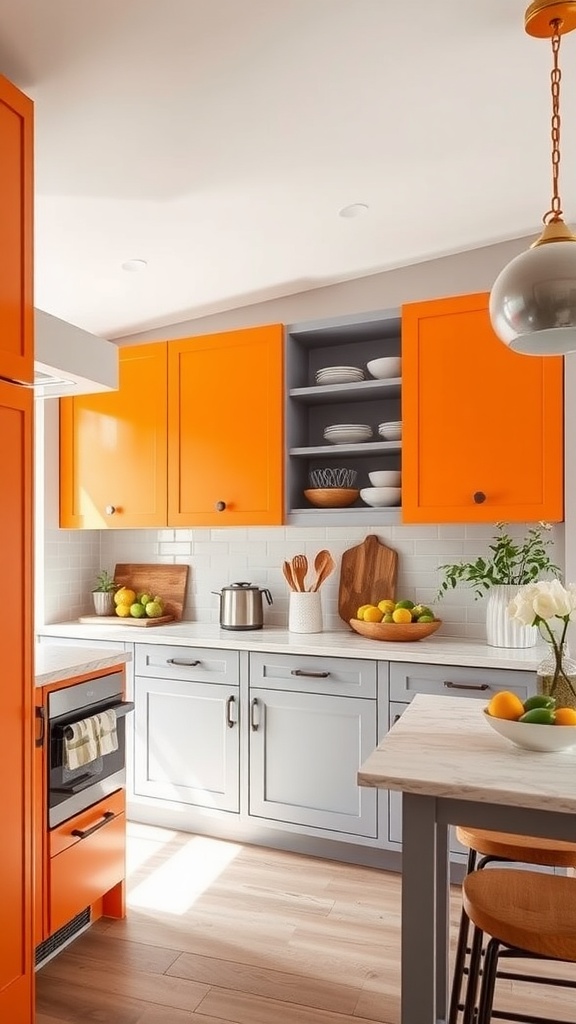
[
  {"x1": 349, "y1": 599, "x2": 442, "y2": 642},
  {"x1": 484, "y1": 690, "x2": 576, "y2": 752}
]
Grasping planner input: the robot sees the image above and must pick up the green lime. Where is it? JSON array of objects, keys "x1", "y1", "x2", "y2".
[
  {"x1": 519, "y1": 707, "x2": 556, "y2": 725},
  {"x1": 130, "y1": 602, "x2": 146, "y2": 618},
  {"x1": 523, "y1": 694, "x2": 556, "y2": 712},
  {"x1": 395, "y1": 599, "x2": 415, "y2": 610},
  {"x1": 417, "y1": 615, "x2": 435, "y2": 623}
]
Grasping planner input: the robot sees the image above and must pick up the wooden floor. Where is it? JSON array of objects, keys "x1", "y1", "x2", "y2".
[{"x1": 36, "y1": 822, "x2": 576, "y2": 1024}]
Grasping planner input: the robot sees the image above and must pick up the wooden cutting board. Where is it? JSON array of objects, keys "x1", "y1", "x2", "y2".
[
  {"x1": 338, "y1": 535, "x2": 398, "y2": 626},
  {"x1": 79, "y1": 563, "x2": 189, "y2": 625}
]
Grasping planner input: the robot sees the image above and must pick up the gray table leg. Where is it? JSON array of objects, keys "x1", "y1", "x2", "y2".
[{"x1": 402, "y1": 792, "x2": 447, "y2": 1024}]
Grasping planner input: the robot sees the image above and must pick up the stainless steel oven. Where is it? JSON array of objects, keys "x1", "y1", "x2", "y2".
[{"x1": 47, "y1": 672, "x2": 134, "y2": 828}]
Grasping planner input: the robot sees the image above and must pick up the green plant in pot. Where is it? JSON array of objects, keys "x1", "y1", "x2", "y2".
[
  {"x1": 436, "y1": 522, "x2": 561, "y2": 649},
  {"x1": 92, "y1": 569, "x2": 118, "y2": 616}
]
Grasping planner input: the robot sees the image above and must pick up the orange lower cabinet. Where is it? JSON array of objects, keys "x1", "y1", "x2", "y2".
[
  {"x1": 401, "y1": 293, "x2": 564, "y2": 523},
  {"x1": 49, "y1": 802, "x2": 126, "y2": 935},
  {"x1": 167, "y1": 324, "x2": 284, "y2": 526}
]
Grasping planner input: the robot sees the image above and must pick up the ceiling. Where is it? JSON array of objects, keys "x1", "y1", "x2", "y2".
[{"x1": 2, "y1": 0, "x2": 576, "y2": 339}]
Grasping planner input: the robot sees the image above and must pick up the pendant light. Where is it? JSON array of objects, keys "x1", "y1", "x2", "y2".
[{"x1": 489, "y1": 0, "x2": 576, "y2": 355}]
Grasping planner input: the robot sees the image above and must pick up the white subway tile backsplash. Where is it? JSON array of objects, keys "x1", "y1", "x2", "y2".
[{"x1": 40, "y1": 521, "x2": 565, "y2": 638}]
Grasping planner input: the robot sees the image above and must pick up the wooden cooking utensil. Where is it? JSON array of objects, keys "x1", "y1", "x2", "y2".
[
  {"x1": 311, "y1": 549, "x2": 335, "y2": 591},
  {"x1": 291, "y1": 554, "x2": 309, "y2": 592},
  {"x1": 282, "y1": 560, "x2": 297, "y2": 591},
  {"x1": 338, "y1": 535, "x2": 398, "y2": 625}
]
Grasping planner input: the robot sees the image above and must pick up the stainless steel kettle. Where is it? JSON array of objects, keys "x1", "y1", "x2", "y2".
[{"x1": 213, "y1": 581, "x2": 273, "y2": 630}]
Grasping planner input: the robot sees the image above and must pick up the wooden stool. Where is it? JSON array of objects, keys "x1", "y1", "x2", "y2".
[
  {"x1": 449, "y1": 827, "x2": 576, "y2": 1024},
  {"x1": 462, "y1": 868, "x2": 576, "y2": 1024}
]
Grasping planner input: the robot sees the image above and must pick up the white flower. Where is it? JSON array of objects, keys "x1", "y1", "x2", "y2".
[{"x1": 508, "y1": 580, "x2": 576, "y2": 626}]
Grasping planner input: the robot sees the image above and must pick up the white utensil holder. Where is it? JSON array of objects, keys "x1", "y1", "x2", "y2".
[{"x1": 288, "y1": 591, "x2": 323, "y2": 633}]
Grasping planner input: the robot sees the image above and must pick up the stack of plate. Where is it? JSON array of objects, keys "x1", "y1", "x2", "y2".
[
  {"x1": 378, "y1": 421, "x2": 402, "y2": 441},
  {"x1": 315, "y1": 366, "x2": 364, "y2": 386},
  {"x1": 324, "y1": 423, "x2": 373, "y2": 444}
]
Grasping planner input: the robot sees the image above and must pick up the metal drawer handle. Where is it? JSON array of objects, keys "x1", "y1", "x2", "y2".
[
  {"x1": 71, "y1": 810, "x2": 115, "y2": 840},
  {"x1": 250, "y1": 697, "x2": 259, "y2": 731},
  {"x1": 166, "y1": 658, "x2": 201, "y2": 667},
  {"x1": 226, "y1": 695, "x2": 236, "y2": 728},
  {"x1": 393, "y1": 713, "x2": 402, "y2": 724},
  {"x1": 444, "y1": 681, "x2": 490, "y2": 692},
  {"x1": 290, "y1": 669, "x2": 330, "y2": 679}
]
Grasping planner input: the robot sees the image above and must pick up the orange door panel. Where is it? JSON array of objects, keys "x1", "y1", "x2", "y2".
[
  {"x1": 168, "y1": 325, "x2": 283, "y2": 526},
  {"x1": 0, "y1": 381, "x2": 34, "y2": 1022},
  {"x1": 60, "y1": 343, "x2": 168, "y2": 528},
  {"x1": 49, "y1": 810, "x2": 126, "y2": 935},
  {"x1": 402, "y1": 293, "x2": 564, "y2": 523},
  {"x1": 0, "y1": 75, "x2": 33, "y2": 384}
]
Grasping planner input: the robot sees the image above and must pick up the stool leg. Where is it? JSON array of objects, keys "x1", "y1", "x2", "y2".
[
  {"x1": 449, "y1": 849, "x2": 478, "y2": 1024},
  {"x1": 462, "y1": 924, "x2": 484, "y2": 1024},
  {"x1": 476, "y1": 938, "x2": 500, "y2": 1024}
]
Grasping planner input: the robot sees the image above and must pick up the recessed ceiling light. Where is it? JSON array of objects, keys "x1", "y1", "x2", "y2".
[
  {"x1": 121, "y1": 259, "x2": 148, "y2": 272},
  {"x1": 338, "y1": 203, "x2": 369, "y2": 219}
]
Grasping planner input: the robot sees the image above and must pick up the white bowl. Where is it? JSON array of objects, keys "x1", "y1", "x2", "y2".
[
  {"x1": 483, "y1": 710, "x2": 576, "y2": 752},
  {"x1": 366, "y1": 356, "x2": 402, "y2": 380},
  {"x1": 369, "y1": 470, "x2": 401, "y2": 487},
  {"x1": 359, "y1": 486, "x2": 401, "y2": 507},
  {"x1": 378, "y1": 423, "x2": 402, "y2": 441}
]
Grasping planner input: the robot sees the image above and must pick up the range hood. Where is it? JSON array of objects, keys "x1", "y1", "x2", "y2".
[{"x1": 34, "y1": 309, "x2": 119, "y2": 398}]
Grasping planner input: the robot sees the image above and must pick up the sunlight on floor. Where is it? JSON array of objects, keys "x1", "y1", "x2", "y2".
[{"x1": 127, "y1": 833, "x2": 243, "y2": 914}]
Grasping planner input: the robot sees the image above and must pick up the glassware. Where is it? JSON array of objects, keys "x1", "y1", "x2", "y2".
[{"x1": 537, "y1": 642, "x2": 576, "y2": 709}]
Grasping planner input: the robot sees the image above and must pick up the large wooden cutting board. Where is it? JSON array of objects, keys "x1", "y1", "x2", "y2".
[
  {"x1": 113, "y1": 563, "x2": 189, "y2": 619},
  {"x1": 338, "y1": 535, "x2": 398, "y2": 626}
]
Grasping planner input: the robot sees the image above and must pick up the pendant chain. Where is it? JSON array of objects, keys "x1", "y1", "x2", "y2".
[{"x1": 545, "y1": 19, "x2": 563, "y2": 223}]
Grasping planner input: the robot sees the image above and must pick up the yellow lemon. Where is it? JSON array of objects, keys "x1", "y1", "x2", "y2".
[
  {"x1": 392, "y1": 607, "x2": 413, "y2": 624},
  {"x1": 363, "y1": 606, "x2": 384, "y2": 623},
  {"x1": 115, "y1": 604, "x2": 131, "y2": 617},
  {"x1": 114, "y1": 587, "x2": 136, "y2": 606},
  {"x1": 377, "y1": 598, "x2": 396, "y2": 614},
  {"x1": 356, "y1": 604, "x2": 371, "y2": 620}
]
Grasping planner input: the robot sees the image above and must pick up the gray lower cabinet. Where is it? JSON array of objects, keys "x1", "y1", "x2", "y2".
[
  {"x1": 249, "y1": 686, "x2": 378, "y2": 837},
  {"x1": 386, "y1": 661, "x2": 537, "y2": 856},
  {"x1": 133, "y1": 645, "x2": 240, "y2": 813}
]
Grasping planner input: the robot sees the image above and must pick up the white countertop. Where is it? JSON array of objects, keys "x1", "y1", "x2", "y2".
[
  {"x1": 35, "y1": 644, "x2": 132, "y2": 688},
  {"x1": 358, "y1": 693, "x2": 576, "y2": 813},
  {"x1": 37, "y1": 621, "x2": 545, "y2": 671}
]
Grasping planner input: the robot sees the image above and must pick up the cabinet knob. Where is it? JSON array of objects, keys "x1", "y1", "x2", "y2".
[
  {"x1": 472, "y1": 491, "x2": 486, "y2": 504},
  {"x1": 215, "y1": 501, "x2": 227, "y2": 512},
  {"x1": 105, "y1": 505, "x2": 117, "y2": 515}
]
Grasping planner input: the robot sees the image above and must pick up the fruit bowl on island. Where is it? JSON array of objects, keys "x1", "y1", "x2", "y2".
[
  {"x1": 349, "y1": 618, "x2": 442, "y2": 642},
  {"x1": 483, "y1": 711, "x2": 576, "y2": 752}
]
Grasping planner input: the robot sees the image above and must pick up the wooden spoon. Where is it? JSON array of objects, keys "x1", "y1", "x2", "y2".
[
  {"x1": 291, "y1": 554, "x2": 309, "y2": 592},
  {"x1": 311, "y1": 549, "x2": 335, "y2": 591},
  {"x1": 282, "y1": 560, "x2": 297, "y2": 591}
]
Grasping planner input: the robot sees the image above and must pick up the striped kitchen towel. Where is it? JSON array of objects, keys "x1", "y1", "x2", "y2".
[
  {"x1": 63, "y1": 717, "x2": 99, "y2": 770},
  {"x1": 93, "y1": 708, "x2": 118, "y2": 756}
]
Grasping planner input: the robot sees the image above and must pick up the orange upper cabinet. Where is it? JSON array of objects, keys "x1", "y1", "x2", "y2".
[
  {"x1": 60, "y1": 343, "x2": 168, "y2": 528},
  {"x1": 0, "y1": 74, "x2": 33, "y2": 384},
  {"x1": 167, "y1": 325, "x2": 283, "y2": 526},
  {"x1": 401, "y1": 293, "x2": 564, "y2": 524}
]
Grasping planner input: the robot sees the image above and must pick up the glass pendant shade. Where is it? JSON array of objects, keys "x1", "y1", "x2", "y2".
[{"x1": 489, "y1": 238, "x2": 576, "y2": 354}]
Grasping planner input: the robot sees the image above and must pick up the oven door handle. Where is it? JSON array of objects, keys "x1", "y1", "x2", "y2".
[
  {"x1": 57, "y1": 700, "x2": 135, "y2": 737},
  {"x1": 111, "y1": 700, "x2": 135, "y2": 719},
  {"x1": 71, "y1": 810, "x2": 115, "y2": 840}
]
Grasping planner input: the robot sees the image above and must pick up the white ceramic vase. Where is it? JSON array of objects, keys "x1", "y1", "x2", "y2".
[
  {"x1": 485, "y1": 585, "x2": 538, "y2": 649},
  {"x1": 92, "y1": 591, "x2": 115, "y2": 616}
]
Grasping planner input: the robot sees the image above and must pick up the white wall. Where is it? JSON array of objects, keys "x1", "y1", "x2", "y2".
[{"x1": 37, "y1": 236, "x2": 570, "y2": 637}]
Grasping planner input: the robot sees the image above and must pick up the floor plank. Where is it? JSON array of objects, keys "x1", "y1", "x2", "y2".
[{"x1": 35, "y1": 823, "x2": 576, "y2": 1024}]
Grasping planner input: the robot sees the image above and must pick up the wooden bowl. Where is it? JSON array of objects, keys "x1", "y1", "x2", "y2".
[
  {"x1": 303, "y1": 488, "x2": 359, "y2": 508},
  {"x1": 349, "y1": 618, "x2": 442, "y2": 642}
]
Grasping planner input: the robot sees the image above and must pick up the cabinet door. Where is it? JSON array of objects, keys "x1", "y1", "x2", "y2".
[
  {"x1": 134, "y1": 676, "x2": 240, "y2": 812},
  {"x1": 0, "y1": 75, "x2": 33, "y2": 384},
  {"x1": 0, "y1": 381, "x2": 34, "y2": 1022},
  {"x1": 60, "y1": 343, "x2": 168, "y2": 528},
  {"x1": 167, "y1": 325, "x2": 283, "y2": 526},
  {"x1": 402, "y1": 293, "x2": 564, "y2": 523},
  {"x1": 249, "y1": 688, "x2": 377, "y2": 837}
]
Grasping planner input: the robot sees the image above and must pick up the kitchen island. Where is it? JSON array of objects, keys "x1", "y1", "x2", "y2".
[{"x1": 358, "y1": 694, "x2": 576, "y2": 1024}]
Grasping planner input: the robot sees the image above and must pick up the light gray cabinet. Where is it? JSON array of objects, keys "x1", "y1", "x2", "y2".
[
  {"x1": 386, "y1": 661, "x2": 537, "y2": 856},
  {"x1": 133, "y1": 644, "x2": 240, "y2": 813},
  {"x1": 285, "y1": 309, "x2": 402, "y2": 524}
]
